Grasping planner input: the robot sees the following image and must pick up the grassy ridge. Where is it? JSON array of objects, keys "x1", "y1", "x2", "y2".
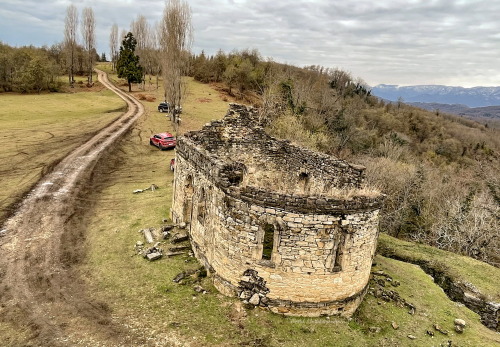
[
  {"x1": 79, "y1": 74, "x2": 499, "y2": 346},
  {"x1": 0, "y1": 89, "x2": 125, "y2": 222},
  {"x1": 378, "y1": 233, "x2": 500, "y2": 301}
]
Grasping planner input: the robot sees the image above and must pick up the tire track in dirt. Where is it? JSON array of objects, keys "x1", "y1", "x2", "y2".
[{"x1": 0, "y1": 69, "x2": 146, "y2": 346}]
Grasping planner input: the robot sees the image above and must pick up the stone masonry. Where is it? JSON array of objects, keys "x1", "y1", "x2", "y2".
[{"x1": 171, "y1": 104, "x2": 384, "y2": 317}]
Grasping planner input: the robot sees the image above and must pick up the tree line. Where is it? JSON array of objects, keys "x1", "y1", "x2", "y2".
[{"x1": 0, "y1": 4, "x2": 102, "y2": 93}]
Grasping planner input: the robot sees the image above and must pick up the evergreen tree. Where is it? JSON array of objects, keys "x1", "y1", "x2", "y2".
[{"x1": 116, "y1": 32, "x2": 143, "y2": 92}]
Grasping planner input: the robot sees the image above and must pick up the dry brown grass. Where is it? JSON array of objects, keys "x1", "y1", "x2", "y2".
[{"x1": 0, "y1": 90, "x2": 125, "y2": 222}]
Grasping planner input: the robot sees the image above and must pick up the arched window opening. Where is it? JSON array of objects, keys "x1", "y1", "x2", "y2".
[
  {"x1": 332, "y1": 232, "x2": 345, "y2": 272},
  {"x1": 298, "y1": 172, "x2": 310, "y2": 193},
  {"x1": 262, "y1": 223, "x2": 275, "y2": 260}
]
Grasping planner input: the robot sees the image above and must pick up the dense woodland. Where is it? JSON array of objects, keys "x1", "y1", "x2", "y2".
[
  {"x1": 0, "y1": 42, "x2": 102, "y2": 93},
  {"x1": 189, "y1": 49, "x2": 500, "y2": 267}
]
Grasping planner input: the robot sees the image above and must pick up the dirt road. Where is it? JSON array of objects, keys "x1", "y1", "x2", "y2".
[{"x1": 0, "y1": 70, "x2": 145, "y2": 346}]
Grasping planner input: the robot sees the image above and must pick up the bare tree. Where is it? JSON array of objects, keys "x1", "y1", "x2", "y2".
[
  {"x1": 64, "y1": 4, "x2": 78, "y2": 85},
  {"x1": 109, "y1": 24, "x2": 119, "y2": 71},
  {"x1": 148, "y1": 25, "x2": 161, "y2": 90},
  {"x1": 130, "y1": 15, "x2": 150, "y2": 89},
  {"x1": 81, "y1": 7, "x2": 96, "y2": 83},
  {"x1": 160, "y1": 0, "x2": 193, "y2": 131},
  {"x1": 120, "y1": 29, "x2": 128, "y2": 43}
]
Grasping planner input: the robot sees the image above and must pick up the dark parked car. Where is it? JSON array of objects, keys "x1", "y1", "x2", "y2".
[
  {"x1": 150, "y1": 132, "x2": 176, "y2": 150},
  {"x1": 158, "y1": 102, "x2": 170, "y2": 112}
]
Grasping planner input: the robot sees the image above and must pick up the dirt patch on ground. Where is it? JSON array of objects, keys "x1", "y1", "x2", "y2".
[
  {"x1": 0, "y1": 69, "x2": 147, "y2": 346},
  {"x1": 196, "y1": 97, "x2": 212, "y2": 103}
]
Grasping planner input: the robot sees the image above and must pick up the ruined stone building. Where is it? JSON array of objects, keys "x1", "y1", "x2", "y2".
[{"x1": 171, "y1": 104, "x2": 384, "y2": 317}]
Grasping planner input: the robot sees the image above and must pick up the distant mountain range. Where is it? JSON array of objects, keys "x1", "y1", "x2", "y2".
[
  {"x1": 371, "y1": 84, "x2": 500, "y2": 108},
  {"x1": 408, "y1": 102, "x2": 500, "y2": 121}
]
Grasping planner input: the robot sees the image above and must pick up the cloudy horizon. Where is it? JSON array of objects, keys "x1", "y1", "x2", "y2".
[{"x1": 1, "y1": 0, "x2": 499, "y2": 88}]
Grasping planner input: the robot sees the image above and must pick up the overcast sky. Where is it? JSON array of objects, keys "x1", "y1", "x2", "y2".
[{"x1": 1, "y1": 0, "x2": 499, "y2": 87}]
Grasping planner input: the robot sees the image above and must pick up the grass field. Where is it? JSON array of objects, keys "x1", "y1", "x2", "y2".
[
  {"x1": 378, "y1": 233, "x2": 500, "y2": 302},
  {"x1": 78, "y1": 68, "x2": 499, "y2": 346},
  {"x1": 0, "y1": 89, "x2": 126, "y2": 222}
]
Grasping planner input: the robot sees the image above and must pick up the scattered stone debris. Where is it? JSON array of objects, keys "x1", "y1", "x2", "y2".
[
  {"x1": 0, "y1": 229, "x2": 7, "y2": 237},
  {"x1": 142, "y1": 245, "x2": 163, "y2": 261},
  {"x1": 454, "y1": 318, "x2": 466, "y2": 333},
  {"x1": 173, "y1": 270, "x2": 195, "y2": 283},
  {"x1": 228, "y1": 301, "x2": 248, "y2": 327},
  {"x1": 369, "y1": 271, "x2": 416, "y2": 317},
  {"x1": 369, "y1": 326, "x2": 381, "y2": 333},
  {"x1": 193, "y1": 285, "x2": 208, "y2": 294},
  {"x1": 177, "y1": 222, "x2": 187, "y2": 229},
  {"x1": 172, "y1": 266, "x2": 206, "y2": 284},
  {"x1": 407, "y1": 335, "x2": 417, "y2": 340},
  {"x1": 433, "y1": 323, "x2": 449, "y2": 335},
  {"x1": 426, "y1": 330, "x2": 434, "y2": 337},
  {"x1": 391, "y1": 321, "x2": 399, "y2": 330},
  {"x1": 162, "y1": 231, "x2": 170, "y2": 240},
  {"x1": 171, "y1": 232, "x2": 189, "y2": 243},
  {"x1": 238, "y1": 269, "x2": 270, "y2": 307},
  {"x1": 162, "y1": 218, "x2": 169, "y2": 223}
]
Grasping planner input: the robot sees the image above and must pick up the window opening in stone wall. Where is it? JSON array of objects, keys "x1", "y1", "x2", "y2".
[
  {"x1": 332, "y1": 233, "x2": 345, "y2": 272},
  {"x1": 197, "y1": 187, "x2": 206, "y2": 224},
  {"x1": 183, "y1": 175, "x2": 194, "y2": 223},
  {"x1": 298, "y1": 172, "x2": 310, "y2": 193},
  {"x1": 262, "y1": 224, "x2": 275, "y2": 260}
]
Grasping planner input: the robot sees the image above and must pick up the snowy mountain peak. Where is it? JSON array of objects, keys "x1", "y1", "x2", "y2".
[{"x1": 371, "y1": 85, "x2": 500, "y2": 107}]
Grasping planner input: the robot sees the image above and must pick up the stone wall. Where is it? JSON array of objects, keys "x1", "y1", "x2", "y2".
[{"x1": 171, "y1": 104, "x2": 383, "y2": 317}]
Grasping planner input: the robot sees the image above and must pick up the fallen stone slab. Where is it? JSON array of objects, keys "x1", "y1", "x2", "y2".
[
  {"x1": 161, "y1": 225, "x2": 175, "y2": 231},
  {"x1": 171, "y1": 233, "x2": 189, "y2": 243},
  {"x1": 165, "y1": 251, "x2": 186, "y2": 257},
  {"x1": 146, "y1": 252, "x2": 162, "y2": 261},
  {"x1": 140, "y1": 228, "x2": 155, "y2": 244},
  {"x1": 169, "y1": 245, "x2": 191, "y2": 252},
  {"x1": 173, "y1": 269, "x2": 197, "y2": 283}
]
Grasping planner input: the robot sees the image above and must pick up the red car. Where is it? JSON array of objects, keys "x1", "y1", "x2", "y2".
[{"x1": 150, "y1": 132, "x2": 176, "y2": 150}]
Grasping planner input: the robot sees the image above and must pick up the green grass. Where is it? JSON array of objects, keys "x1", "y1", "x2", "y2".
[
  {"x1": 0, "y1": 89, "x2": 126, "y2": 222},
  {"x1": 378, "y1": 233, "x2": 500, "y2": 302},
  {"x1": 79, "y1": 75, "x2": 500, "y2": 346}
]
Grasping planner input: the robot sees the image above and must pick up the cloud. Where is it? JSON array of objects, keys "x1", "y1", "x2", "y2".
[{"x1": 1, "y1": 0, "x2": 499, "y2": 87}]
